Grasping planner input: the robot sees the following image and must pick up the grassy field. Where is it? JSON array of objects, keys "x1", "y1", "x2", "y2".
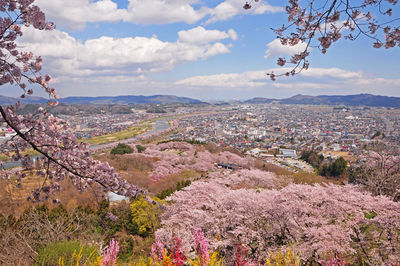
[
  {"x1": 0, "y1": 119, "x2": 160, "y2": 161},
  {"x1": 83, "y1": 113, "x2": 187, "y2": 145},
  {"x1": 322, "y1": 150, "x2": 356, "y2": 162},
  {"x1": 140, "y1": 128, "x2": 182, "y2": 144},
  {"x1": 0, "y1": 154, "x2": 8, "y2": 161},
  {"x1": 0, "y1": 149, "x2": 39, "y2": 162},
  {"x1": 0, "y1": 122, "x2": 153, "y2": 161},
  {"x1": 254, "y1": 159, "x2": 339, "y2": 185},
  {"x1": 85, "y1": 121, "x2": 152, "y2": 145},
  {"x1": 0, "y1": 112, "x2": 222, "y2": 160},
  {"x1": 0, "y1": 170, "x2": 103, "y2": 216}
]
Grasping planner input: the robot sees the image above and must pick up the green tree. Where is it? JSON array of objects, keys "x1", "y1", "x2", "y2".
[
  {"x1": 318, "y1": 157, "x2": 347, "y2": 177},
  {"x1": 136, "y1": 144, "x2": 146, "y2": 153},
  {"x1": 300, "y1": 150, "x2": 324, "y2": 169},
  {"x1": 330, "y1": 157, "x2": 347, "y2": 177},
  {"x1": 110, "y1": 143, "x2": 133, "y2": 155},
  {"x1": 372, "y1": 131, "x2": 385, "y2": 139}
]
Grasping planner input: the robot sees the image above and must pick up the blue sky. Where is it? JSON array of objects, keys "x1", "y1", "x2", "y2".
[{"x1": 2, "y1": 0, "x2": 399, "y2": 100}]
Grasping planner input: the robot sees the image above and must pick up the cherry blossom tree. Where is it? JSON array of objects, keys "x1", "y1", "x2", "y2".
[
  {"x1": 141, "y1": 142, "x2": 256, "y2": 182},
  {"x1": 156, "y1": 170, "x2": 400, "y2": 264},
  {"x1": 0, "y1": 0, "x2": 144, "y2": 202},
  {"x1": 244, "y1": 0, "x2": 400, "y2": 80},
  {"x1": 350, "y1": 142, "x2": 400, "y2": 201}
]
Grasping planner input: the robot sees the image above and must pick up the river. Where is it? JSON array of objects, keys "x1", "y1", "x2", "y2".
[{"x1": 1, "y1": 117, "x2": 174, "y2": 170}]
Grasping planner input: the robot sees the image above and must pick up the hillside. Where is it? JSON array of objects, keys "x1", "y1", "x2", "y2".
[
  {"x1": 0, "y1": 94, "x2": 204, "y2": 105},
  {"x1": 244, "y1": 94, "x2": 400, "y2": 108},
  {"x1": 244, "y1": 97, "x2": 275, "y2": 104},
  {"x1": 1, "y1": 140, "x2": 400, "y2": 265},
  {"x1": 2, "y1": 93, "x2": 400, "y2": 108},
  {"x1": 59, "y1": 94, "x2": 204, "y2": 104},
  {"x1": 0, "y1": 95, "x2": 48, "y2": 104},
  {"x1": 16, "y1": 103, "x2": 135, "y2": 115}
]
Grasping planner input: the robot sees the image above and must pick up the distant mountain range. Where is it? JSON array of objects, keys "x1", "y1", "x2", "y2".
[
  {"x1": 244, "y1": 94, "x2": 400, "y2": 108},
  {"x1": 0, "y1": 94, "x2": 204, "y2": 105},
  {"x1": 1, "y1": 93, "x2": 400, "y2": 108},
  {"x1": 0, "y1": 95, "x2": 47, "y2": 105}
]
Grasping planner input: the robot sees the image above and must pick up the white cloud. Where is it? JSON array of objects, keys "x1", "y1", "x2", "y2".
[
  {"x1": 228, "y1": 29, "x2": 238, "y2": 40},
  {"x1": 124, "y1": 0, "x2": 207, "y2": 25},
  {"x1": 300, "y1": 67, "x2": 363, "y2": 79},
  {"x1": 206, "y1": 0, "x2": 283, "y2": 24},
  {"x1": 178, "y1": 26, "x2": 236, "y2": 44},
  {"x1": 19, "y1": 26, "x2": 234, "y2": 77},
  {"x1": 252, "y1": 2, "x2": 284, "y2": 14},
  {"x1": 36, "y1": 0, "x2": 127, "y2": 30},
  {"x1": 35, "y1": 0, "x2": 282, "y2": 30},
  {"x1": 202, "y1": 42, "x2": 232, "y2": 58},
  {"x1": 36, "y1": 0, "x2": 207, "y2": 29},
  {"x1": 264, "y1": 39, "x2": 309, "y2": 58},
  {"x1": 176, "y1": 70, "x2": 267, "y2": 88},
  {"x1": 271, "y1": 82, "x2": 337, "y2": 90},
  {"x1": 263, "y1": 20, "x2": 354, "y2": 59},
  {"x1": 174, "y1": 67, "x2": 400, "y2": 98},
  {"x1": 355, "y1": 77, "x2": 400, "y2": 86}
]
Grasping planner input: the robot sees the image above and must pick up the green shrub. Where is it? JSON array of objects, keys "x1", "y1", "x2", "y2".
[
  {"x1": 136, "y1": 144, "x2": 146, "y2": 153},
  {"x1": 177, "y1": 180, "x2": 191, "y2": 191},
  {"x1": 157, "y1": 188, "x2": 175, "y2": 200},
  {"x1": 48, "y1": 205, "x2": 68, "y2": 222},
  {"x1": 110, "y1": 143, "x2": 133, "y2": 155},
  {"x1": 98, "y1": 201, "x2": 138, "y2": 237},
  {"x1": 300, "y1": 150, "x2": 324, "y2": 169},
  {"x1": 35, "y1": 241, "x2": 99, "y2": 266},
  {"x1": 364, "y1": 211, "x2": 377, "y2": 219},
  {"x1": 318, "y1": 157, "x2": 347, "y2": 177},
  {"x1": 157, "y1": 180, "x2": 191, "y2": 199}
]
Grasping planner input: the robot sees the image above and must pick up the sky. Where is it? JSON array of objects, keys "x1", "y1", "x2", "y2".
[{"x1": 1, "y1": 0, "x2": 400, "y2": 100}]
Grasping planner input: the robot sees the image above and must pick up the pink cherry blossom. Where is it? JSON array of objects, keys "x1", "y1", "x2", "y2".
[
  {"x1": 243, "y1": 0, "x2": 400, "y2": 79},
  {"x1": 157, "y1": 170, "x2": 400, "y2": 264}
]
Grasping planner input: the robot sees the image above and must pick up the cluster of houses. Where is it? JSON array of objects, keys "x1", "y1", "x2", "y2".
[
  {"x1": 0, "y1": 125, "x2": 15, "y2": 143},
  {"x1": 168, "y1": 104, "x2": 399, "y2": 155}
]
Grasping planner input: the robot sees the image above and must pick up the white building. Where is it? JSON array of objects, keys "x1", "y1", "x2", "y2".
[{"x1": 278, "y1": 149, "x2": 297, "y2": 158}]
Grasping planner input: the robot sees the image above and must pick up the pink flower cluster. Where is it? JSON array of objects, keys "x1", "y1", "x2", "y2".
[
  {"x1": 141, "y1": 142, "x2": 254, "y2": 182},
  {"x1": 150, "y1": 238, "x2": 165, "y2": 264},
  {"x1": 0, "y1": 0, "x2": 56, "y2": 99},
  {"x1": 101, "y1": 239, "x2": 119, "y2": 266},
  {"x1": 194, "y1": 228, "x2": 209, "y2": 266},
  {"x1": 261, "y1": 0, "x2": 400, "y2": 79},
  {"x1": 0, "y1": 107, "x2": 145, "y2": 202},
  {"x1": 156, "y1": 170, "x2": 400, "y2": 264},
  {"x1": 150, "y1": 232, "x2": 211, "y2": 265},
  {"x1": 0, "y1": 1, "x2": 141, "y2": 201}
]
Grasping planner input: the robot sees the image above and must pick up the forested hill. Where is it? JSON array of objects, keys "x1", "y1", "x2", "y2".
[
  {"x1": 244, "y1": 94, "x2": 400, "y2": 108},
  {"x1": 2, "y1": 93, "x2": 400, "y2": 108},
  {"x1": 0, "y1": 95, "x2": 47, "y2": 104},
  {"x1": 0, "y1": 94, "x2": 204, "y2": 105}
]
